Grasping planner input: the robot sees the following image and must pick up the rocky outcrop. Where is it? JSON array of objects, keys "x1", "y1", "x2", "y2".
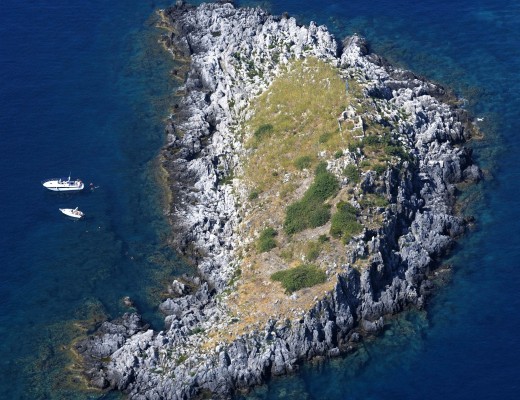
[
  {"x1": 77, "y1": 2, "x2": 480, "y2": 399},
  {"x1": 160, "y1": 1, "x2": 338, "y2": 291}
]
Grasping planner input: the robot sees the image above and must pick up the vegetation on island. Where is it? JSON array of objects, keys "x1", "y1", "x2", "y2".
[
  {"x1": 330, "y1": 201, "x2": 362, "y2": 243},
  {"x1": 220, "y1": 56, "x2": 412, "y2": 339},
  {"x1": 253, "y1": 123, "x2": 274, "y2": 141},
  {"x1": 343, "y1": 164, "x2": 360, "y2": 183},
  {"x1": 271, "y1": 264, "x2": 327, "y2": 294},
  {"x1": 294, "y1": 155, "x2": 313, "y2": 170},
  {"x1": 284, "y1": 162, "x2": 339, "y2": 235},
  {"x1": 257, "y1": 227, "x2": 277, "y2": 252}
]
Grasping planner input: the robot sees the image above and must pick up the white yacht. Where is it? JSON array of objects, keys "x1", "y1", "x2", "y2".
[
  {"x1": 42, "y1": 176, "x2": 84, "y2": 192},
  {"x1": 59, "y1": 207, "x2": 84, "y2": 219}
]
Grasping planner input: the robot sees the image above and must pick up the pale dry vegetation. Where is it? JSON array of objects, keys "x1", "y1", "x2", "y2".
[
  {"x1": 203, "y1": 58, "x2": 407, "y2": 343},
  {"x1": 216, "y1": 58, "x2": 357, "y2": 338}
]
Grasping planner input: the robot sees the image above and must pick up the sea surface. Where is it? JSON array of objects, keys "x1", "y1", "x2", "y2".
[{"x1": 0, "y1": 0, "x2": 518, "y2": 399}]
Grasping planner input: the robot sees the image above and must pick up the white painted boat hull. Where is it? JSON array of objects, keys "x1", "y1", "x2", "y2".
[
  {"x1": 43, "y1": 179, "x2": 84, "y2": 192},
  {"x1": 59, "y1": 208, "x2": 84, "y2": 219}
]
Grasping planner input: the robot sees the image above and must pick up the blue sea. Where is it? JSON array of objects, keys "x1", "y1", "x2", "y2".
[{"x1": 0, "y1": 0, "x2": 517, "y2": 399}]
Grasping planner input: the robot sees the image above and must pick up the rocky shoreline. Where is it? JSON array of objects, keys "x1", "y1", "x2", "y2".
[{"x1": 75, "y1": 2, "x2": 481, "y2": 399}]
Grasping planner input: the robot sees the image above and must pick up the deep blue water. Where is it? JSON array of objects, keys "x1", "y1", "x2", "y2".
[
  {"x1": 0, "y1": 1, "x2": 190, "y2": 398},
  {"x1": 0, "y1": 0, "x2": 517, "y2": 399}
]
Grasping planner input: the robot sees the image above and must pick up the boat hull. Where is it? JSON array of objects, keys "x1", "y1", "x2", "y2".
[
  {"x1": 43, "y1": 179, "x2": 84, "y2": 192},
  {"x1": 59, "y1": 208, "x2": 84, "y2": 219},
  {"x1": 44, "y1": 186, "x2": 84, "y2": 192}
]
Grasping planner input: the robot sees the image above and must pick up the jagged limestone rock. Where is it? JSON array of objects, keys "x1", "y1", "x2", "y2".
[{"x1": 77, "y1": 3, "x2": 480, "y2": 399}]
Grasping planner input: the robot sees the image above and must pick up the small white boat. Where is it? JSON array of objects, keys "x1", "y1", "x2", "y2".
[
  {"x1": 43, "y1": 176, "x2": 84, "y2": 192},
  {"x1": 59, "y1": 207, "x2": 84, "y2": 219}
]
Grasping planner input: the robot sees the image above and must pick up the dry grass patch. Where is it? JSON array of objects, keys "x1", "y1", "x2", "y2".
[
  {"x1": 216, "y1": 58, "x2": 400, "y2": 340},
  {"x1": 222, "y1": 58, "x2": 364, "y2": 336},
  {"x1": 244, "y1": 57, "x2": 352, "y2": 188}
]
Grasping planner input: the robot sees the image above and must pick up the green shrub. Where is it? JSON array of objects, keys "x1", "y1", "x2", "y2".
[
  {"x1": 362, "y1": 135, "x2": 384, "y2": 146},
  {"x1": 257, "y1": 227, "x2": 277, "y2": 253},
  {"x1": 254, "y1": 124, "x2": 274, "y2": 140},
  {"x1": 319, "y1": 132, "x2": 333, "y2": 144},
  {"x1": 306, "y1": 204, "x2": 332, "y2": 226},
  {"x1": 318, "y1": 234, "x2": 329, "y2": 243},
  {"x1": 271, "y1": 264, "x2": 327, "y2": 293},
  {"x1": 309, "y1": 168, "x2": 338, "y2": 199},
  {"x1": 285, "y1": 201, "x2": 331, "y2": 234},
  {"x1": 294, "y1": 155, "x2": 312, "y2": 170},
  {"x1": 373, "y1": 163, "x2": 387, "y2": 175},
  {"x1": 284, "y1": 163, "x2": 339, "y2": 235},
  {"x1": 361, "y1": 133, "x2": 412, "y2": 162},
  {"x1": 360, "y1": 194, "x2": 389, "y2": 208},
  {"x1": 330, "y1": 201, "x2": 363, "y2": 243},
  {"x1": 334, "y1": 150, "x2": 343, "y2": 159},
  {"x1": 314, "y1": 161, "x2": 328, "y2": 175},
  {"x1": 343, "y1": 164, "x2": 360, "y2": 184},
  {"x1": 248, "y1": 190, "x2": 260, "y2": 201},
  {"x1": 386, "y1": 145, "x2": 412, "y2": 161},
  {"x1": 190, "y1": 327, "x2": 205, "y2": 335},
  {"x1": 348, "y1": 140, "x2": 363, "y2": 153}
]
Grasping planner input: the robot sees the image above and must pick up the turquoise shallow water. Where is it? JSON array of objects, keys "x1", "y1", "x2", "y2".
[{"x1": 0, "y1": 0, "x2": 518, "y2": 399}]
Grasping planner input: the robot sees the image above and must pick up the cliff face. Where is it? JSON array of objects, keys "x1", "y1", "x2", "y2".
[{"x1": 75, "y1": 2, "x2": 481, "y2": 399}]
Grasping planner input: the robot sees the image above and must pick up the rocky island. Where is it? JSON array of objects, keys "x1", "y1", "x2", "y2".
[{"x1": 75, "y1": 1, "x2": 481, "y2": 399}]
